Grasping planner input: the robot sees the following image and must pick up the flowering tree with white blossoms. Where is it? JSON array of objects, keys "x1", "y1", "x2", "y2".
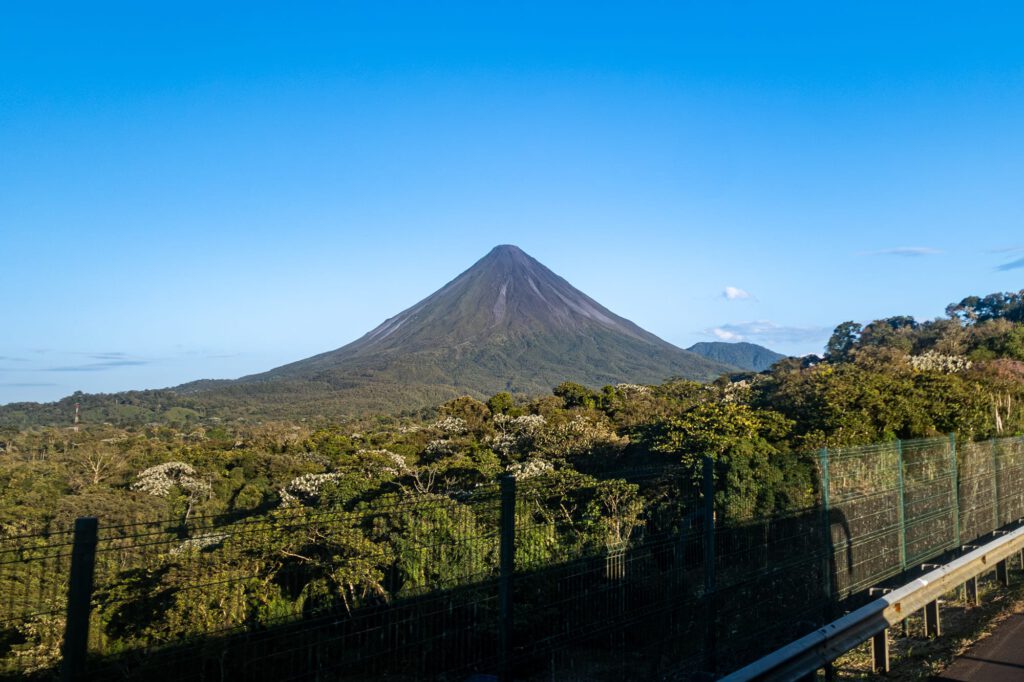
[
  {"x1": 279, "y1": 473, "x2": 343, "y2": 507},
  {"x1": 490, "y1": 413, "x2": 547, "y2": 459},
  {"x1": 131, "y1": 462, "x2": 212, "y2": 520},
  {"x1": 504, "y1": 458, "x2": 553, "y2": 480},
  {"x1": 536, "y1": 415, "x2": 625, "y2": 459},
  {"x1": 909, "y1": 351, "x2": 972, "y2": 373},
  {"x1": 614, "y1": 383, "x2": 651, "y2": 396},
  {"x1": 432, "y1": 416, "x2": 467, "y2": 436},
  {"x1": 280, "y1": 450, "x2": 412, "y2": 508},
  {"x1": 355, "y1": 449, "x2": 411, "y2": 477}
]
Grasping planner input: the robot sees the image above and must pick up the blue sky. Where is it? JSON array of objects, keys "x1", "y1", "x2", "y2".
[{"x1": 2, "y1": 2, "x2": 1023, "y2": 404}]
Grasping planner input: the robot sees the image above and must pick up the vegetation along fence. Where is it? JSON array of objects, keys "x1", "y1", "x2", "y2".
[{"x1": 2, "y1": 434, "x2": 1024, "y2": 681}]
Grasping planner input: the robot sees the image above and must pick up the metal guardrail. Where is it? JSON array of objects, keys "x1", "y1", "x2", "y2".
[{"x1": 721, "y1": 524, "x2": 1024, "y2": 681}]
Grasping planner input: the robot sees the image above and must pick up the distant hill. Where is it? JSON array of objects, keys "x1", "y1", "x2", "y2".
[
  {"x1": 686, "y1": 341, "x2": 786, "y2": 372},
  {"x1": 1, "y1": 245, "x2": 737, "y2": 425}
]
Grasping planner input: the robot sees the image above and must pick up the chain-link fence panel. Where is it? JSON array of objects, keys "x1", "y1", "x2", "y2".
[
  {"x1": 826, "y1": 442, "x2": 902, "y2": 598},
  {"x1": 995, "y1": 436, "x2": 1024, "y2": 527},
  {"x1": 901, "y1": 437, "x2": 958, "y2": 567},
  {"x1": 959, "y1": 439, "x2": 998, "y2": 543}
]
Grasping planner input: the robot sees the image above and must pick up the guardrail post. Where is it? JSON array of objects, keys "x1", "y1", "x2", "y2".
[
  {"x1": 997, "y1": 558, "x2": 1009, "y2": 587},
  {"x1": 702, "y1": 456, "x2": 717, "y2": 675},
  {"x1": 61, "y1": 516, "x2": 98, "y2": 682},
  {"x1": 498, "y1": 475, "x2": 516, "y2": 682},
  {"x1": 965, "y1": 576, "x2": 980, "y2": 606},
  {"x1": 871, "y1": 629, "x2": 889, "y2": 673},
  {"x1": 924, "y1": 600, "x2": 941, "y2": 637}
]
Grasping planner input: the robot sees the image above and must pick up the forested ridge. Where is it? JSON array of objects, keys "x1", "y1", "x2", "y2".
[
  {"x1": 686, "y1": 341, "x2": 785, "y2": 372},
  {"x1": 2, "y1": 290, "x2": 1022, "y2": 535}
]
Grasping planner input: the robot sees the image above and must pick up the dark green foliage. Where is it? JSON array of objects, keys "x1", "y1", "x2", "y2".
[
  {"x1": 553, "y1": 381, "x2": 599, "y2": 410},
  {"x1": 825, "y1": 321, "x2": 862, "y2": 361},
  {"x1": 947, "y1": 290, "x2": 1024, "y2": 324},
  {"x1": 486, "y1": 391, "x2": 515, "y2": 415}
]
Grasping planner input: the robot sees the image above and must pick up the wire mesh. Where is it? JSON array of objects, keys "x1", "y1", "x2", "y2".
[
  {"x1": 959, "y1": 439, "x2": 998, "y2": 543},
  {"x1": 826, "y1": 441, "x2": 903, "y2": 598},
  {"x1": 2, "y1": 435, "x2": 1024, "y2": 680},
  {"x1": 82, "y1": 487, "x2": 505, "y2": 681},
  {"x1": 900, "y1": 437, "x2": 957, "y2": 567},
  {"x1": 712, "y1": 506, "x2": 830, "y2": 673},
  {"x1": 0, "y1": 528, "x2": 74, "y2": 677},
  {"x1": 510, "y1": 466, "x2": 706, "y2": 679},
  {"x1": 995, "y1": 436, "x2": 1024, "y2": 526}
]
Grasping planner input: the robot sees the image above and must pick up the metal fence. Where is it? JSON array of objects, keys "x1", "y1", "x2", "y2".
[
  {"x1": 825, "y1": 437, "x2": 960, "y2": 599},
  {"x1": 2, "y1": 434, "x2": 1024, "y2": 680}
]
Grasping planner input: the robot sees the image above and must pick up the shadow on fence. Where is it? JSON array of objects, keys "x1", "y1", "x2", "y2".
[{"x1": 3, "y1": 434, "x2": 1024, "y2": 680}]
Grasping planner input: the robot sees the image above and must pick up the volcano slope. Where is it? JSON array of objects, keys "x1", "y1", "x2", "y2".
[{"x1": 174, "y1": 245, "x2": 736, "y2": 417}]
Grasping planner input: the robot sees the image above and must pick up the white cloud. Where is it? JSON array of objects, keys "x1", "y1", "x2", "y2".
[
  {"x1": 858, "y1": 247, "x2": 942, "y2": 257},
  {"x1": 723, "y1": 286, "x2": 752, "y2": 301},
  {"x1": 705, "y1": 320, "x2": 829, "y2": 344}
]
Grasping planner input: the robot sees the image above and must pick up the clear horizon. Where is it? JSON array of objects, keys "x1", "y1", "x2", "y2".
[{"x1": 3, "y1": 3, "x2": 1024, "y2": 404}]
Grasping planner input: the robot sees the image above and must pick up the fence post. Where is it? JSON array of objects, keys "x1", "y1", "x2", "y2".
[
  {"x1": 818, "y1": 448, "x2": 837, "y2": 681},
  {"x1": 896, "y1": 440, "x2": 907, "y2": 573},
  {"x1": 819, "y1": 448, "x2": 833, "y2": 602},
  {"x1": 702, "y1": 456, "x2": 717, "y2": 674},
  {"x1": 61, "y1": 516, "x2": 98, "y2": 682},
  {"x1": 992, "y1": 438, "x2": 1001, "y2": 531},
  {"x1": 949, "y1": 434, "x2": 961, "y2": 551},
  {"x1": 498, "y1": 475, "x2": 516, "y2": 682}
]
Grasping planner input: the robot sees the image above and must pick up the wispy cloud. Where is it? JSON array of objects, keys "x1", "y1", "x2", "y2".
[
  {"x1": 79, "y1": 351, "x2": 131, "y2": 361},
  {"x1": 706, "y1": 320, "x2": 829, "y2": 344},
  {"x1": 858, "y1": 247, "x2": 942, "y2": 257},
  {"x1": 722, "y1": 286, "x2": 752, "y2": 301},
  {"x1": 996, "y1": 257, "x2": 1024, "y2": 272},
  {"x1": 40, "y1": 359, "x2": 152, "y2": 372},
  {"x1": 0, "y1": 382, "x2": 59, "y2": 387},
  {"x1": 988, "y1": 245, "x2": 1024, "y2": 254}
]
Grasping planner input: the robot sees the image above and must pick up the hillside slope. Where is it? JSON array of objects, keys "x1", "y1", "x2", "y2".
[
  {"x1": 2, "y1": 246, "x2": 737, "y2": 424},
  {"x1": 206, "y1": 245, "x2": 736, "y2": 414},
  {"x1": 686, "y1": 341, "x2": 786, "y2": 372}
]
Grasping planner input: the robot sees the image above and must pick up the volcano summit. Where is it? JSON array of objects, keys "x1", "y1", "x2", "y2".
[{"x1": 180, "y1": 245, "x2": 734, "y2": 416}]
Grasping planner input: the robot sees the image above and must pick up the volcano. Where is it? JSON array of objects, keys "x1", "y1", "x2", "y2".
[{"x1": 185, "y1": 245, "x2": 736, "y2": 415}]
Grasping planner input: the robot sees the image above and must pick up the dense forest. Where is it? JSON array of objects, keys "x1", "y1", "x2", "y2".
[
  {"x1": 1, "y1": 290, "x2": 1023, "y2": 676},
  {"x1": 2, "y1": 290, "x2": 1022, "y2": 535}
]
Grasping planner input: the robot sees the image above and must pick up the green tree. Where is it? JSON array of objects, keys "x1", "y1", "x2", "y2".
[
  {"x1": 825, "y1": 321, "x2": 862, "y2": 361},
  {"x1": 486, "y1": 391, "x2": 516, "y2": 415},
  {"x1": 553, "y1": 381, "x2": 598, "y2": 409},
  {"x1": 947, "y1": 290, "x2": 1024, "y2": 324}
]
